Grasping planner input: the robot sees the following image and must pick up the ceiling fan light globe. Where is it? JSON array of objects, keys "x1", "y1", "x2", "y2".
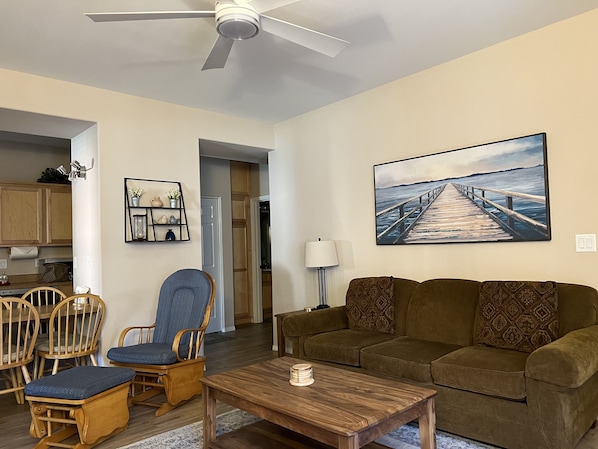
[
  {"x1": 217, "y1": 16, "x2": 260, "y2": 40},
  {"x1": 215, "y1": 4, "x2": 260, "y2": 40}
]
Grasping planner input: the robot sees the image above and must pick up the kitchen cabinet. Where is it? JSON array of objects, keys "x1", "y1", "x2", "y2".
[
  {"x1": 45, "y1": 185, "x2": 72, "y2": 245},
  {"x1": 0, "y1": 182, "x2": 72, "y2": 246}
]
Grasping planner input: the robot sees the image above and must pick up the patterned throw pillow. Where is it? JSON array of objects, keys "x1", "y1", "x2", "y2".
[
  {"x1": 345, "y1": 276, "x2": 395, "y2": 334},
  {"x1": 476, "y1": 281, "x2": 559, "y2": 353}
]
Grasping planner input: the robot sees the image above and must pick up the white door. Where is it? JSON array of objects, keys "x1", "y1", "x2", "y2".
[{"x1": 201, "y1": 197, "x2": 225, "y2": 334}]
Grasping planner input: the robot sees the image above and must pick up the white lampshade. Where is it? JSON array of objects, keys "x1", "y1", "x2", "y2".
[{"x1": 305, "y1": 240, "x2": 338, "y2": 268}]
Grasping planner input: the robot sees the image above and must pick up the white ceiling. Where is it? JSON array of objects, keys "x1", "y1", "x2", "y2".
[{"x1": 1, "y1": 1, "x2": 596, "y2": 126}]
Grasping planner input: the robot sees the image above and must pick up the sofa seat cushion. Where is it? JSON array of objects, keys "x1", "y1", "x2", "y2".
[
  {"x1": 304, "y1": 329, "x2": 395, "y2": 366},
  {"x1": 360, "y1": 337, "x2": 462, "y2": 383},
  {"x1": 431, "y1": 346, "x2": 529, "y2": 400}
]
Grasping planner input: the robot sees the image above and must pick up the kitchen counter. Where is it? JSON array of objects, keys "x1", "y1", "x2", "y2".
[{"x1": 0, "y1": 274, "x2": 73, "y2": 297}]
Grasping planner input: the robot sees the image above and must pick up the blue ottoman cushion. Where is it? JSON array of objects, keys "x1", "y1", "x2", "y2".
[
  {"x1": 25, "y1": 366, "x2": 136, "y2": 400},
  {"x1": 107, "y1": 343, "x2": 178, "y2": 365}
]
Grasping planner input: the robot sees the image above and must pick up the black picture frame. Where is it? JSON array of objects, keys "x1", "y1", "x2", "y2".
[{"x1": 374, "y1": 133, "x2": 551, "y2": 245}]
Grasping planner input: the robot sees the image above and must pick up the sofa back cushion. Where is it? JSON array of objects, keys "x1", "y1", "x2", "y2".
[
  {"x1": 346, "y1": 276, "x2": 395, "y2": 334},
  {"x1": 555, "y1": 283, "x2": 598, "y2": 336},
  {"x1": 405, "y1": 279, "x2": 480, "y2": 346},
  {"x1": 476, "y1": 281, "x2": 559, "y2": 353},
  {"x1": 393, "y1": 278, "x2": 420, "y2": 335}
]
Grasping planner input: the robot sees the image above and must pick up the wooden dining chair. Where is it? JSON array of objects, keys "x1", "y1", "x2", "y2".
[
  {"x1": 22, "y1": 286, "x2": 67, "y2": 307},
  {"x1": 35, "y1": 293, "x2": 106, "y2": 378},
  {"x1": 0, "y1": 297, "x2": 40, "y2": 404},
  {"x1": 107, "y1": 269, "x2": 215, "y2": 416},
  {"x1": 22, "y1": 286, "x2": 66, "y2": 335}
]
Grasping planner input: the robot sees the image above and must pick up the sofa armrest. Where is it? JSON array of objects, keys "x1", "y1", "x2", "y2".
[
  {"x1": 282, "y1": 306, "x2": 348, "y2": 338},
  {"x1": 526, "y1": 325, "x2": 598, "y2": 388}
]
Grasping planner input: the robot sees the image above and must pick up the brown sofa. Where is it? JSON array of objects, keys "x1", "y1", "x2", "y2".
[{"x1": 282, "y1": 277, "x2": 598, "y2": 449}]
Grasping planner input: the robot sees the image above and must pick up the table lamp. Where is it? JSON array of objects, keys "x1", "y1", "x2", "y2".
[{"x1": 305, "y1": 238, "x2": 338, "y2": 309}]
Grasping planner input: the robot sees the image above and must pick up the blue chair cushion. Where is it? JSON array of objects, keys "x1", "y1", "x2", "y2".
[
  {"x1": 107, "y1": 343, "x2": 178, "y2": 365},
  {"x1": 24, "y1": 366, "x2": 135, "y2": 400}
]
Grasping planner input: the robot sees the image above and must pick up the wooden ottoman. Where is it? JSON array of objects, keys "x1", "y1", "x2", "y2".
[{"x1": 25, "y1": 366, "x2": 136, "y2": 449}]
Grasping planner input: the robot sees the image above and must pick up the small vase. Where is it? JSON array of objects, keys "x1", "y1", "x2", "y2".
[
  {"x1": 165, "y1": 229, "x2": 176, "y2": 241},
  {"x1": 169, "y1": 198, "x2": 178, "y2": 208},
  {"x1": 151, "y1": 197, "x2": 163, "y2": 207},
  {"x1": 131, "y1": 196, "x2": 140, "y2": 207}
]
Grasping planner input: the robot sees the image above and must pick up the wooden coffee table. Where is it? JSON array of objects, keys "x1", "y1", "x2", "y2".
[{"x1": 202, "y1": 357, "x2": 437, "y2": 449}]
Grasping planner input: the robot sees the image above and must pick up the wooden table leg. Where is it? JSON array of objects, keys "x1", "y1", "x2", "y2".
[
  {"x1": 418, "y1": 398, "x2": 436, "y2": 449},
  {"x1": 338, "y1": 434, "x2": 359, "y2": 449},
  {"x1": 276, "y1": 315, "x2": 286, "y2": 357},
  {"x1": 202, "y1": 383, "x2": 217, "y2": 449}
]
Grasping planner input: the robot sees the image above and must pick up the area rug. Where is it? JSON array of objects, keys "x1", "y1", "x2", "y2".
[{"x1": 117, "y1": 408, "x2": 499, "y2": 449}]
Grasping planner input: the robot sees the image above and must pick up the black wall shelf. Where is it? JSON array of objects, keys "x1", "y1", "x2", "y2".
[{"x1": 124, "y1": 177, "x2": 190, "y2": 243}]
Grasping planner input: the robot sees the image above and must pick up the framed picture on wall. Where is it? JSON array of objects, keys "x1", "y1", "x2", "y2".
[{"x1": 373, "y1": 133, "x2": 551, "y2": 245}]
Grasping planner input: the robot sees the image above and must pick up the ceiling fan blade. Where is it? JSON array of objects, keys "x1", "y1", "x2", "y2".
[
  {"x1": 202, "y1": 36, "x2": 235, "y2": 70},
  {"x1": 260, "y1": 15, "x2": 349, "y2": 57},
  {"x1": 85, "y1": 11, "x2": 215, "y2": 22},
  {"x1": 250, "y1": 0, "x2": 300, "y2": 14}
]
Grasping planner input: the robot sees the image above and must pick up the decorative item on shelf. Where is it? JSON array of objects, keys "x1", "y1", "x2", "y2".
[
  {"x1": 129, "y1": 187, "x2": 144, "y2": 207},
  {"x1": 159, "y1": 215, "x2": 168, "y2": 224},
  {"x1": 133, "y1": 214, "x2": 147, "y2": 241},
  {"x1": 165, "y1": 229, "x2": 176, "y2": 241},
  {"x1": 166, "y1": 188, "x2": 181, "y2": 208},
  {"x1": 151, "y1": 197, "x2": 163, "y2": 207},
  {"x1": 305, "y1": 238, "x2": 339, "y2": 309},
  {"x1": 169, "y1": 215, "x2": 177, "y2": 224}
]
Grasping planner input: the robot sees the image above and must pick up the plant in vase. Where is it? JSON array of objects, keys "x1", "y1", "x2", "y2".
[
  {"x1": 166, "y1": 188, "x2": 181, "y2": 208},
  {"x1": 128, "y1": 187, "x2": 144, "y2": 207}
]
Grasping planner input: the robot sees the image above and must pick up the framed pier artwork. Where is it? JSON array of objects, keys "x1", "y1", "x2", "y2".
[{"x1": 374, "y1": 133, "x2": 551, "y2": 245}]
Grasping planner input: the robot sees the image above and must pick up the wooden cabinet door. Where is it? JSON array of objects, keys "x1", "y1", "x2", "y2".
[
  {"x1": 230, "y1": 161, "x2": 253, "y2": 326},
  {"x1": 0, "y1": 184, "x2": 43, "y2": 245},
  {"x1": 45, "y1": 185, "x2": 72, "y2": 245}
]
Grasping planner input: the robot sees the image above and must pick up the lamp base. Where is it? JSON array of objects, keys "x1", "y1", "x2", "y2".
[{"x1": 315, "y1": 304, "x2": 330, "y2": 310}]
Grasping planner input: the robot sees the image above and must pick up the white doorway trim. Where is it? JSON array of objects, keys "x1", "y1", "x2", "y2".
[{"x1": 250, "y1": 195, "x2": 269, "y2": 323}]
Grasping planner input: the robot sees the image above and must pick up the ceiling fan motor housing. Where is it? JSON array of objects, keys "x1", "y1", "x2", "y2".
[{"x1": 215, "y1": 2, "x2": 260, "y2": 40}]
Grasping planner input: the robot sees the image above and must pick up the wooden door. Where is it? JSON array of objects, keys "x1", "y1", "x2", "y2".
[{"x1": 230, "y1": 162, "x2": 253, "y2": 326}]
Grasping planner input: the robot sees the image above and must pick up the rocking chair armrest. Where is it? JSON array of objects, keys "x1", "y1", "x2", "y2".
[
  {"x1": 117, "y1": 324, "x2": 156, "y2": 347},
  {"x1": 172, "y1": 327, "x2": 206, "y2": 361}
]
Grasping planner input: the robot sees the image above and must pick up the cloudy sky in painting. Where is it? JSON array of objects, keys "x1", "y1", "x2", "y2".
[{"x1": 374, "y1": 134, "x2": 546, "y2": 189}]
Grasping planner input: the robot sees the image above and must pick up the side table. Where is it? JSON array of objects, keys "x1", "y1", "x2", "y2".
[{"x1": 274, "y1": 310, "x2": 308, "y2": 357}]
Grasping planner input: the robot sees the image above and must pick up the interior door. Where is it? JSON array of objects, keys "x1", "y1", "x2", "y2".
[{"x1": 201, "y1": 196, "x2": 225, "y2": 334}]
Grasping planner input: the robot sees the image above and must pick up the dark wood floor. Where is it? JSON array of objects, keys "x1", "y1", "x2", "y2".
[{"x1": 0, "y1": 321, "x2": 276, "y2": 449}]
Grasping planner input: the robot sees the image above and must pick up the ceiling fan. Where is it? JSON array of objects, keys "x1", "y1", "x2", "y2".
[{"x1": 85, "y1": 0, "x2": 349, "y2": 70}]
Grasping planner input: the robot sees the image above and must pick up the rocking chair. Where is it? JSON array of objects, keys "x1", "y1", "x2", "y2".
[{"x1": 107, "y1": 268, "x2": 215, "y2": 416}]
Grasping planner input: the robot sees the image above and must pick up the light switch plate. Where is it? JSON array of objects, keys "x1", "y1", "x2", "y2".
[
  {"x1": 575, "y1": 234, "x2": 596, "y2": 252},
  {"x1": 0, "y1": 259, "x2": 6, "y2": 269}
]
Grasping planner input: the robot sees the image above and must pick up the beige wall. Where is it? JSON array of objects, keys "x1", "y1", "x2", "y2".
[
  {"x1": 269, "y1": 10, "x2": 598, "y2": 328},
  {"x1": 0, "y1": 68, "x2": 274, "y2": 363}
]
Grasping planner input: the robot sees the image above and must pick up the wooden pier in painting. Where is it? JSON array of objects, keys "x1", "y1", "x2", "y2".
[
  {"x1": 376, "y1": 182, "x2": 548, "y2": 244},
  {"x1": 401, "y1": 183, "x2": 512, "y2": 243}
]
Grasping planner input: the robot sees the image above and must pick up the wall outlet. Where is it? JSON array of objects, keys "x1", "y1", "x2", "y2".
[{"x1": 0, "y1": 259, "x2": 6, "y2": 269}]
